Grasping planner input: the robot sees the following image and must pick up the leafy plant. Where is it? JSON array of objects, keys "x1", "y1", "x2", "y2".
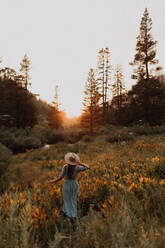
[
  {"x1": 0, "y1": 143, "x2": 12, "y2": 177},
  {"x1": 154, "y1": 159, "x2": 165, "y2": 179}
]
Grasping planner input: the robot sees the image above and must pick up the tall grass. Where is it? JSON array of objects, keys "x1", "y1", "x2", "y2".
[{"x1": 0, "y1": 133, "x2": 165, "y2": 247}]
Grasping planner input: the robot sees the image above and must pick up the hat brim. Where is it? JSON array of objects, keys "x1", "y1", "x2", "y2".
[{"x1": 64, "y1": 152, "x2": 80, "y2": 165}]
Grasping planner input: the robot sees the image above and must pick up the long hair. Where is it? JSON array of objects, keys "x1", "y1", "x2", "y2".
[{"x1": 67, "y1": 164, "x2": 76, "y2": 179}]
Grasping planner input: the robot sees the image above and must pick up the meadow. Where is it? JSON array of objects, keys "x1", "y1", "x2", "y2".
[{"x1": 0, "y1": 127, "x2": 165, "y2": 248}]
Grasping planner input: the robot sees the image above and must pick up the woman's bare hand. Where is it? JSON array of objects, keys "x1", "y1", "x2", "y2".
[{"x1": 48, "y1": 180, "x2": 56, "y2": 185}]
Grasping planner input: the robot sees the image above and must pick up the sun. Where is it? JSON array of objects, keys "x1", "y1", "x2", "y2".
[
  {"x1": 64, "y1": 104, "x2": 82, "y2": 118},
  {"x1": 62, "y1": 96, "x2": 83, "y2": 118},
  {"x1": 66, "y1": 107, "x2": 82, "y2": 118}
]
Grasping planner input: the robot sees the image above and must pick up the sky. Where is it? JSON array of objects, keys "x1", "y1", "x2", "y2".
[{"x1": 0, "y1": 0, "x2": 165, "y2": 117}]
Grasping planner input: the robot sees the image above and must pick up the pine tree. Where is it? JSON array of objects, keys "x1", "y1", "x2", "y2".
[
  {"x1": 20, "y1": 54, "x2": 31, "y2": 89},
  {"x1": 47, "y1": 85, "x2": 63, "y2": 129},
  {"x1": 0, "y1": 67, "x2": 17, "y2": 81},
  {"x1": 52, "y1": 85, "x2": 61, "y2": 111},
  {"x1": 81, "y1": 68, "x2": 100, "y2": 134},
  {"x1": 112, "y1": 64, "x2": 125, "y2": 111},
  {"x1": 97, "y1": 47, "x2": 111, "y2": 122},
  {"x1": 130, "y1": 8, "x2": 158, "y2": 80},
  {"x1": 109, "y1": 65, "x2": 127, "y2": 125}
]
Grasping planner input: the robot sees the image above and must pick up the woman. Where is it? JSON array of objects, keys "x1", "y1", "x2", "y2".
[{"x1": 48, "y1": 152, "x2": 90, "y2": 220}]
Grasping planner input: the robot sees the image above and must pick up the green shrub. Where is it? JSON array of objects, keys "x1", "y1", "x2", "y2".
[
  {"x1": 31, "y1": 126, "x2": 53, "y2": 145},
  {"x1": 64, "y1": 128, "x2": 85, "y2": 144},
  {"x1": 0, "y1": 128, "x2": 15, "y2": 149},
  {"x1": 46, "y1": 129, "x2": 65, "y2": 144},
  {"x1": 106, "y1": 131, "x2": 134, "y2": 143},
  {"x1": 23, "y1": 137, "x2": 42, "y2": 149},
  {"x1": 132, "y1": 125, "x2": 165, "y2": 136},
  {"x1": 0, "y1": 128, "x2": 42, "y2": 153},
  {"x1": 81, "y1": 135, "x2": 93, "y2": 142},
  {"x1": 13, "y1": 136, "x2": 42, "y2": 153},
  {"x1": 31, "y1": 126, "x2": 66, "y2": 145},
  {"x1": 0, "y1": 126, "x2": 86, "y2": 154},
  {"x1": 154, "y1": 159, "x2": 165, "y2": 179},
  {"x1": 0, "y1": 143, "x2": 12, "y2": 177}
]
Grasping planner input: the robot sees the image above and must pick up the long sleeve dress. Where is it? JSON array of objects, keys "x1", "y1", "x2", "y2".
[{"x1": 59, "y1": 165, "x2": 89, "y2": 218}]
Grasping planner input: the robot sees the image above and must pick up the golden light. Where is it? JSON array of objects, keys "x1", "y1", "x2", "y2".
[{"x1": 65, "y1": 105, "x2": 82, "y2": 118}]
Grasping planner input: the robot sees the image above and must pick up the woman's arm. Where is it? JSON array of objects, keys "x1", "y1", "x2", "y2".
[
  {"x1": 78, "y1": 162, "x2": 90, "y2": 169},
  {"x1": 48, "y1": 165, "x2": 67, "y2": 185},
  {"x1": 48, "y1": 177, "x2": 62, "y2": 184}
]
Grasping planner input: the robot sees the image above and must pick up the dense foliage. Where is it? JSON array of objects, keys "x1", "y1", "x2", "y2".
[
  {"x1": 0, "y1": 78, "x2": 37, "y2": 128},
  {"x1": 126, "y1": 78, "x2": 165, "y2": 125},
  {"x1": 0, "y1": 143, "x2": 12, "y2": 178}
]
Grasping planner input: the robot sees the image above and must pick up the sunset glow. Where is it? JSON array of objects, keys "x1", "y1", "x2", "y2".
[{"x1": 65, "y1": 107, "x2": 82, "y2": 118}]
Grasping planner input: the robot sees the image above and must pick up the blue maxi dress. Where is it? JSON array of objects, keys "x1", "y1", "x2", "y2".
[{"x1": 59, "y1": 165, "x2": 88, "y2": 218}]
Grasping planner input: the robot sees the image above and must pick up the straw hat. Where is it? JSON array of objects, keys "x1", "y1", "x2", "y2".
[{"x1": 64, "y1": 152, "x2": 80, "y2": 165}]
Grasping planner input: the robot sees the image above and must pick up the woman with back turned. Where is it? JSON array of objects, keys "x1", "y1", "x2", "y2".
[{"x1": 48, "y1": 152, "x2": 90, "y2": 221}]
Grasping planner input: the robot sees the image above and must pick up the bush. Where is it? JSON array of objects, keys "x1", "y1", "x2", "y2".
[
  {"x1": 46, "y1": 129, "x2": 65, "y2": 144},
  {"x1": 0, "y1": 128, "x2": 42, "y2": 153},
  {"x1": 106, "y1": 131, "x2": 134, "y2": 143},
  {"x1": 13, "y1": 136, "x2": 42, "y2": 153},
  {"x1": 0, "y1": 126, "x2": 86, "y2": 154},
  {"x1": 64, "y1": 128, "x2": 85, "y2": 144},
  {"x1": 23, "y1": 137, "x2": 42, "y2": 149},
  {"x1": 0, "y1": 143, "x2": 12, "y2": 176},
  {"x1": 132, "y1": 125, "x2": 165, "y2": 136},
  {"x1": 81, "y1": 135, "x2": 93, "y2": 143},
  {"x1": 154, "y1": 159, "x2": 165, "y2": 179},
  {"x1": 0, "y1": 128, "x2": 15, "y2": 149}
]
